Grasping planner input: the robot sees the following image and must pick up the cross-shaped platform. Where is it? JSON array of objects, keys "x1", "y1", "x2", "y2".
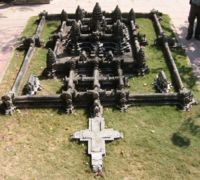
[{"x1": 71, "y1": 116, "x2": 123, "y2": 172}]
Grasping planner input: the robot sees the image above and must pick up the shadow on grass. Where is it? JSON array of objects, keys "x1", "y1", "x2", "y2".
[
  {"x1": 156, "y1": 40, "x2": 198, "y2": 90},
  {"x1": 171, "y1": 132, "x2": 190, "y2": 147},
  {"x1": 180, "y1": 117, "x2": 200, "y2": 137},
  {"x1": 172, "y1": 48, "x2": 198, "y2": 89},
  {"x1": 160, "y1": 14, "x2": 174, "y2": 36},
  {"x1": 172, "y1": 116, "x2": 200, "y2": 147},
  {"x1": 178, "y1": 65, "x2": 198, "y2": 89},
  {"x1": 45, "y1": 40, "x2": 55, "y2": 49},
  {"x1": 48, "y1": 23, "x2": 61, "y2": 34},
  {"x1": 45, "y1": 24, "x2": 61, "y2": 48},
  {"x1": 0, "y1": 103, "x2": 5, "y2": 115}
]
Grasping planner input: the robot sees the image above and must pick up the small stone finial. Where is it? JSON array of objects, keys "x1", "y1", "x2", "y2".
[
  {"x1": 112, "y1": 5, "x2": 122, "y2": 21},
  {"x1": 61, "y1": 9, "x2": 68, "y2": 22},
  {"x1": 117, "y1": 90, "x2": 128, "y2": 112},
  {"x1": 105, "y1": 50, "x2": 114, "y2": 61},
  {"x1": 128, "y1": 8, "x2": 136, "y2": 22},
  {"x1": 92, "y1": 99, "x2": 103, "y2": 117},
  {"x1": 154, "y1": 70, "x2": 171, "y2": 93},
  {"x1": 61, "y1": 91, "x2": 74, "y2": 114},
  {"x1": 79, "y1": 51, "x2": 87, "y2": 61},
  {"x1": 178, "y1": 89, "x2": 198, "y2": 111},
  {"x1": 92, "y1": 2, "x2": 103, "y2": 21},
  {"x1": 39, "y1": 10, "x2": 48, "y2": 19},
  {"x1": 33, "y1": 34, "x2": 42, "y2": 47},
  {"x1": 138, "y1": 33, "x2": 148, "y2": 46},
  {"x1": 1, "y1": 92, "x2": 15, "y2": 115},
  {"x1": 75, "y1": 5, "x2": 84, "y2": 21}
]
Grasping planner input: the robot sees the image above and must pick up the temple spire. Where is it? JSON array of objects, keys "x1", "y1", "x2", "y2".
[
  {"x1": 75, "y1": 5, "x2": 84, "y2": 21},
  {"x1": 71, "y1": 21, "x2": 80, "y2": 43},
  {"x1": 112, "y1": 5, "x2": 122, "y2": 21},
  {"x1": 129, "y1": 8, "x2": 136, "y2": 22},
  {"x1": 61, "y1": 9, "x2": 68, "y2": 22},
  {"x1": 92, "y1": 2, "x2": 103, "y2": 21}
]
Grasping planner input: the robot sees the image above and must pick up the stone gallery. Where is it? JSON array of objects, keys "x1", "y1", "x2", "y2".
[{"x1": 1, "y1": 3, "x2": 197, "y2": 173}]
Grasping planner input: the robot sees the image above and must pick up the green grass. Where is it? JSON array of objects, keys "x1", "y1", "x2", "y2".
[
  {"x1": 17, "y1": 20, "x2": 62, "y2": 95},
  {"x1": 0, "y1": 15, "x2": 200, "y2": 179},
  {"x1": 129, "y1": 18, "x2": 173, "y2": 93}
]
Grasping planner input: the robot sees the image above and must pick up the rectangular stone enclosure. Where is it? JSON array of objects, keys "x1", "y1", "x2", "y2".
[{"x1": 1, "y1": 3, "x2": 197, "y2": 173}]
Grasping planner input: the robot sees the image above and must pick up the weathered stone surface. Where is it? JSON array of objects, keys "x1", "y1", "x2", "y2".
[
  {"x1": 71, "y1": 116, "x2": 123, "y2": 172},
  {"x1": 23, "y1": 74, "x2": 42, "y2": 95},
  {"x1": 154, "y1": 70, "x2": 171, "y2": 93},
  {"x1": 1, "y1": 92, "x2": 15, "y2": 115},
  {"x1": 178, "y1": 89, "x2": 197, "y2": 111}
]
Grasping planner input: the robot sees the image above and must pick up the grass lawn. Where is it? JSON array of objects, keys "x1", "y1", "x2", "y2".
[{"x1": 0, "y1": 15, "x2": 200, "y2": 180}]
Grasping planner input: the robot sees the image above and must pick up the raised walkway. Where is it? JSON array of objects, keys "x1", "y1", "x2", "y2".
[{"x1": 0, "y1": 0, "x2": 199, "y2": 83}]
